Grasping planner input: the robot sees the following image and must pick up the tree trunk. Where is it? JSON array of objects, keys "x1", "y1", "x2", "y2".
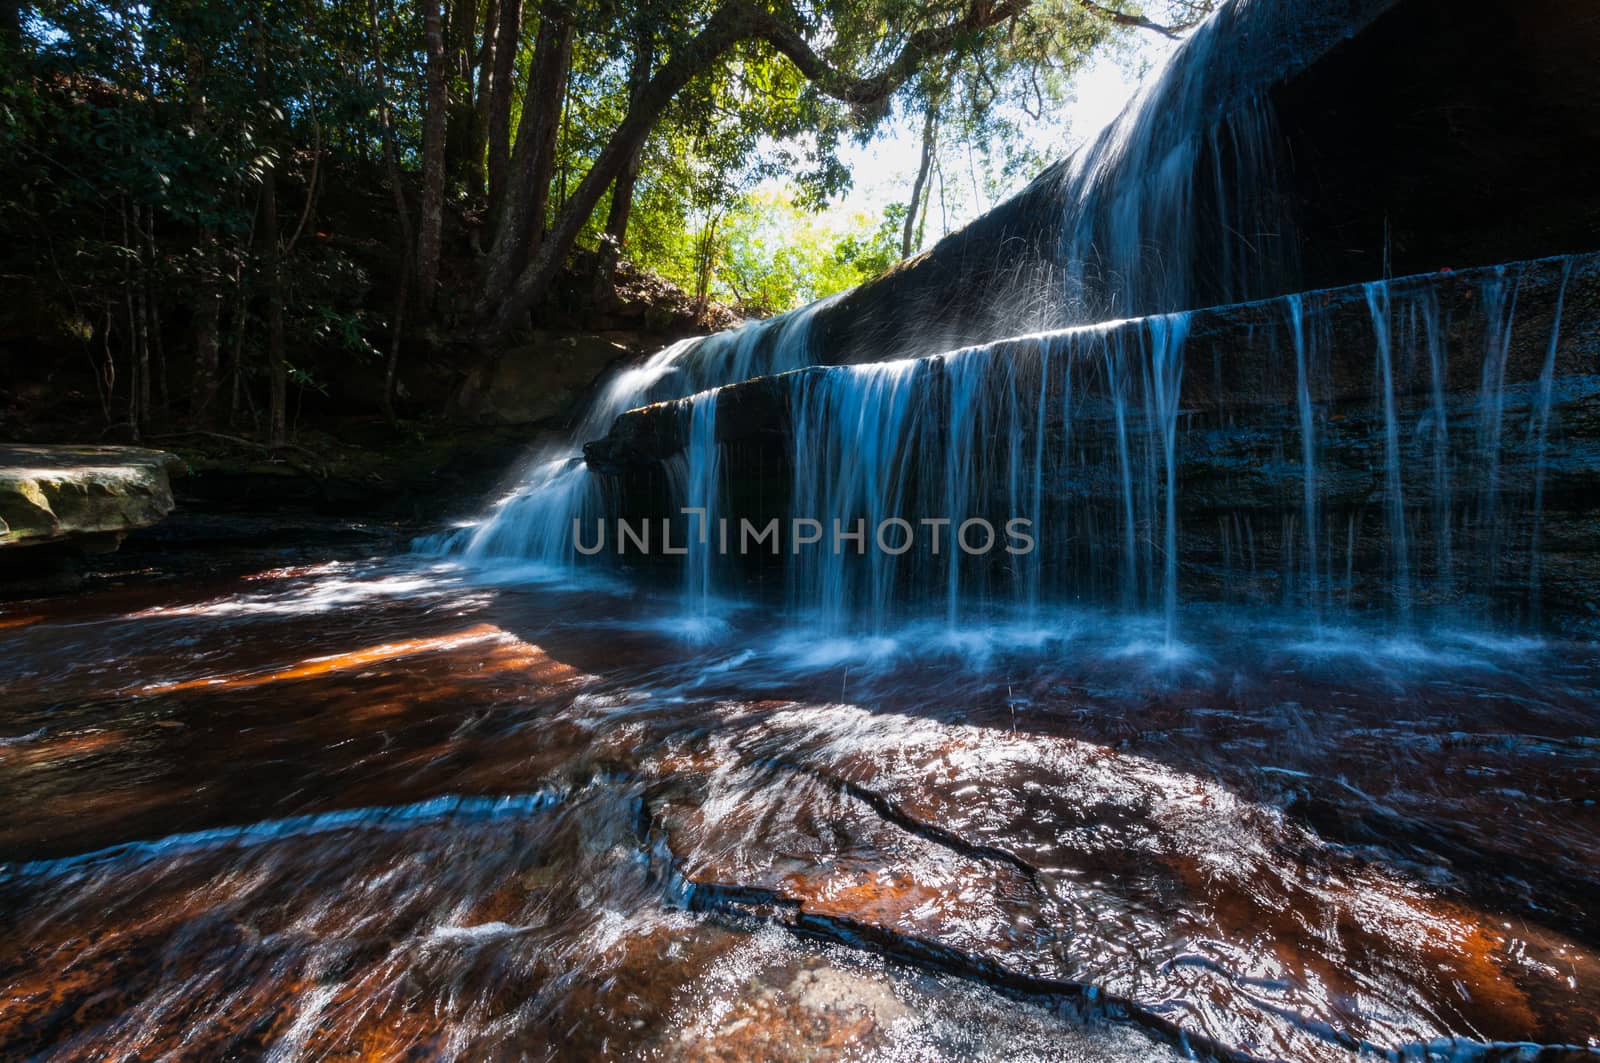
[
  {"x1": 472, "y1": 0, "x2": 501, "y2": 198},
  {"x1": 190, "y1": 276, "x2": 222, "y2": 424},
  {"x1": 593, "y1": 26, "x2": 654, "y2": 297},
  {"x1": 480, "y1": 4, "x2": 573, "y2": 316},
  {"x1": 262, "y1": 162, "x2": 287, "y2": 446},
  {"x1": 478, "y1": 0, "x2": 1033, "y2": 341},
  {"x1": 446, "y1": 0, "x2": 478, "y2": 90},
  {"x1": 131, "y1": 203, "x2": 152, "y2": 436},
  {"x1": 185, "y1": 40, "x2": 223, "y2": 426},
  {"x1": 370, "y1": 0, "x2": 415, "y2": 421},
  {"x1": 254, "y1": 19, "x2": 287, "y2": 446},
  {"x1": 602, "y1": 150, "x2": 644, "y2": 253},
  {"x1": 524, "y1": 12, "x2": 574, "y2": 258},
  {"x1": 485, "y1": 0, "x2": 522, "y2": 216},
  {"x1": 553, "y1": 60, "x2": 571, "y2": 212},
  {"x1": 416, "y1": 0, "x2": 449, "y2": 300},
  {"x1": 693, "y1": 212, "x2": 721, "y2": 319},
  {"x1": 226, "y1": 260, "x2": 247, "y2": 427},
  {"x1": 445, "y1": 0, "x2": 482, "y2": 190},
  {"x1": 479, "y1": 3, "x2": 759, "y2": 339},
  {"x1": 903, "y1": 100, "x2": 939, "y2": 258}
]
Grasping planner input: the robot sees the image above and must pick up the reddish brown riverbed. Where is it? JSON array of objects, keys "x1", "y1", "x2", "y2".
[{"x1": 2, "y1": 558, "x2": 1597, "y2": 1060}]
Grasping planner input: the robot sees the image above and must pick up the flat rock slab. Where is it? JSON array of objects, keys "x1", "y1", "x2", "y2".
[{"x1": 0, "y1": 445, "x2": 184, "y2": 551}]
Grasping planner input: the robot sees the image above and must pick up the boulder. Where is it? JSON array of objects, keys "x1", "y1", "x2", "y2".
[{"x1": 0, "y1": 445, "x2": 184, "y2": 552}]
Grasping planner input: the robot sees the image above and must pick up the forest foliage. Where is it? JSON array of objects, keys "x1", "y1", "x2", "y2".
[{"x1": 0, "y1": 0, "x2": 1202, "y2": 442}]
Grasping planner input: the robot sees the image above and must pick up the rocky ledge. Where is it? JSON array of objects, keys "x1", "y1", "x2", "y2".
[
  {"x1": 0, "y1": 445, "x2": 184, "y2": 554},
  {"x1": 581, "y1": 253, "x2": 1600, "y2": 629}
]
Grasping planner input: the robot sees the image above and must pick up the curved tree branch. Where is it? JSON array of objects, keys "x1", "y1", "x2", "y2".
[
  {"x1": 476, "y1": 0, "x2": 1203, "y2": 341},
  {"x1": 478, "y1": 0, "x2": 1036, "y2": 340},
  {"x1": 1076, "y1": 0, "x2": 1205, "y2": 40},
  {"x1": 733, "y1": 0, "x2": 1030, "y2": 115}
]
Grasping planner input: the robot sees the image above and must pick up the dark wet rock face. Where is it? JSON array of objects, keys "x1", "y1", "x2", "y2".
[
  {"x1": 450, "y1": 330, "x2": 643, "y2": 426},
  {"x1": 583, "y1": 254, "x2": 1600, "y2": 632},
  {"x1": 784, "y1": 0, "x2": 1600, "y2": 368},
  {"x1": 1280, "y1": 0, "x2": 1600, "y2": 290}
]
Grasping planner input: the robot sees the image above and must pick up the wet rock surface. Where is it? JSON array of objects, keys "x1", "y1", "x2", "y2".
[
  {"x1": 583, "y1": 254, "x2": 1600, "y2": 630},
  {"x1": 0, "y1": 445, "x2": 186, "y2": 596},
  {"x1": 450, "y1": 330, "x2": 645, "y2": 427},
  {"x1": 0, "y1": 445, "x2": 183, "y2": 550},
  {"x1": 2, "y1": 559, "x2": 1598, "y2": 1059}
]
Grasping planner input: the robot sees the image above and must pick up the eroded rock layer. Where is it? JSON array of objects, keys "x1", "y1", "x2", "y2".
[{"x1": 585, "y1": 254, "x2": 1600, "y2": 631}]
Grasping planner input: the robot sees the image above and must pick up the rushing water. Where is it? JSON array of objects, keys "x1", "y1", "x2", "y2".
[
  {"x1": 7, "y1": 1, "x2": 1592, "y2": 1055},
  {"x1": 433, "y1": 299, "x2": 836, "y2": 568},
  {"x1": 756, "y1": 316, "x2": 1198, "y2": 638},
  {"x1": 438, "y1": 0, "x2": 1360, "y2": 581},
  {"x1": 3, "y1": 558, "x2": 1598, "y2": 1059},
  {"x1": 1053, "y1": 16, "x2": 1299, "y2": 320},
  {"x1": 559, "y1": 255, "x2": 1585, "y2": 647}
]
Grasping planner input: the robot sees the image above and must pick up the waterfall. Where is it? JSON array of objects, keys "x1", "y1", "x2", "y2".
[
  {"x1": 434, "y1": 298, "x2": 834, "y2": 564},
  {"x1": 605, "y1": 256, "x2": 1585, "y2": 635},
  {"x1": 1365, "y1": 281, "x2": 1412, "y2": 619},
  {"x1": 1026, "y1": 344, "x2": 1053, "y2": 615},
  {"x1": 653, "y1": 317, "x2": 1196, "y2": 635},
  {"x1": 1287, "y1": 293, "x2": 1320, "y2": 614},
  {"x1": 1105, "y1": 337, "x2": 1140, "y2": 609},
  {"x1": 942, "y1": 350, "x2": 991, "y2": 627},
  {"x1": 1055, "y1": 0, "x2": 1300, "y2": 322},
  {"x1": 432, "y1": 0, "x2": 1589, "y2": 642},
  {"x1": 1146, "y1": 315, "x2": 1189, "y2": 644},
  {"x1": 1415, "y1": 290, "x2": 1453, "y2": 600},
  {"x1": 448, "y1": 249, "x2": 1584, "y2": 641},
  {"x1": 787, "y1": 361, "x2": 922, "y2": 632},
  {"x1": 440, "y1": 0, "x2": 1358, "y2": 584},
  {"x1": 1475, "y1": 269, "x2": 1521, "y2": 595},
  {"x1": 682, "y1": 393, "x2": 722, "y2": 614},
  {"x1": 1529, "y1": 261, "x2": 1573, "y2": 618}
]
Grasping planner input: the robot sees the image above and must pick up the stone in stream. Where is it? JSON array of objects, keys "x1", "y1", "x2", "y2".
[{"x1": 0, "y1": 445, "x2": 185, "y2": 594}]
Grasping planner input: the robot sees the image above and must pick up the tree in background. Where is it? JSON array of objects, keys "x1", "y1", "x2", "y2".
[
  {"x1": 719, "y1": 189, "x2": 901, "y2": 313},
  {"x1": 0, "y1": 0, "x2": 1205, "y2": 442},
  {"x1": 2, "y1": 0, "x2": 371, "y2": 443}
]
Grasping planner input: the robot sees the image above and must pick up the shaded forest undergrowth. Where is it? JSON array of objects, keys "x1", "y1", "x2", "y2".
[{"x1": 2, "y1": 150, "x2": 730, "y2": 515}]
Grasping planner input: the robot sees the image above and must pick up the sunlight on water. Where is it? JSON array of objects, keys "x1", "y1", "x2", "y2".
[
  {"x1": 4, "y1": 553, "x2": 1598, "y2": 1058},
  {"x1": 7, "y1": 0, "x2": 1600, "y2": 1054}
]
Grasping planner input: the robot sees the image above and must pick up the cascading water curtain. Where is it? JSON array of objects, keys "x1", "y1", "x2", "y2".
[
  {"x1": 1268, "y1": 264, "x2": 1575, "y2": 626},
  {"x1": 771, "y1": 317, "x2": 1194, "y2": 636},
  {"x1": 437, "y1": 297, "x2": 834, "y2": 567},
  {"x1": 581, "y1": 259, "x2": 1583, "y2": 637}
]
